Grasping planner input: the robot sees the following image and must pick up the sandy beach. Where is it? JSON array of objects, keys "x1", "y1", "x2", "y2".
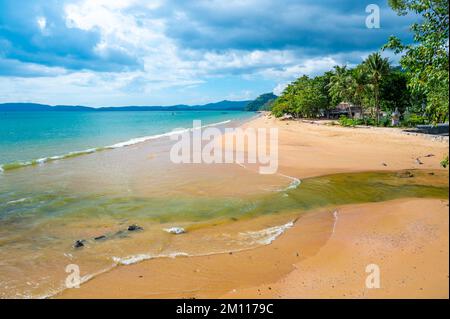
[{"x1": 58, "y1": 114, "x2": 449, "y2": 299}]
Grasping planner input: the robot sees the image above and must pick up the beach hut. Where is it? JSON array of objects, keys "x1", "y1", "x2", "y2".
[
  {"x1": 329, "y1": 102, "x2": 362, "y2": 119},
  {"x1": 280, "y1": 114, "x2": 293, "y2": 121}
]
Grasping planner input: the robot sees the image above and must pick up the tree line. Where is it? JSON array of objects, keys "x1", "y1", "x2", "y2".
[{"x1": 271, "y1": 0, "x2": 448, "y2": 126}]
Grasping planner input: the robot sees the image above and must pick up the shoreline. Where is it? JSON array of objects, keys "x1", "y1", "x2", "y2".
[
  {"x1": 58, "y1": 198, "x2": 449, "y2": 299},
  {"x1": 57, "y1": 114, "x2": 449, "y2": 298}
]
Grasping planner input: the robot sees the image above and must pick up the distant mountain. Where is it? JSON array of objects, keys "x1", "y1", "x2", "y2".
[
  {"x1": 245, "y1": 93, "x2": 277, "y2": 111},
  {"x1": 0, "y1": 100, "x2": 251, "y2": 112},
  {"x1": 0, "y1": 103, "x2": 94, "y2": 112}
]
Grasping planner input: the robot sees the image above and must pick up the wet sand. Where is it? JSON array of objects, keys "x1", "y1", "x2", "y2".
[
  {"x1": 59, "y1": 198, "x2": 449, "y2": 299},
  {"x1": 58, "y1": 114, "x2": 449, "y2": 299}
]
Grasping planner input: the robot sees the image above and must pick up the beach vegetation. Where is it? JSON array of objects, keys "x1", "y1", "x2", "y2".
[
  {"x1": 271, "y1": 0, "x2": 449, "y2": 126},
  {"x1": 440, "y1": 156, "x2": 449, "y2": 168},
  {"x1": 384, "y1": 0, "x2": 449, "y2": 123}
]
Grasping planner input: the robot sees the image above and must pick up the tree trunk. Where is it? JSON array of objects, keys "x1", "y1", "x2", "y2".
[{"x1": 375, "y1": 85, "x2": 380, "y2": 125}]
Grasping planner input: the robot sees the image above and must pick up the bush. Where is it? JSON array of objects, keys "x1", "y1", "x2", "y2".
[
  {"x1": 441, "y1": 156, "x2": 449, "y2": 168},
  {"x1": 339, "y1": 116, "x2": 358, "y2": 127},
  {"x1": 379, "y1": 116, "x2": 390, "y2": 127},
  {"x1": 401, "y1": 113, "x2": 427, "y2": 127}
]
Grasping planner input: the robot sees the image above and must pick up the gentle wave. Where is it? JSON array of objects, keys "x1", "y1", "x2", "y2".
[
  {"x1": 6, "y1": 197, "x2": 29, "y2": 205},
  {"x1": 36, "y1": 219, "x2": 295, "y2": 299},
  {"x1": 113, "y1": 221, "x2": 294, "y2": 266},
  {"x1": 239, "y1": 221, "x2": 294, "y2": 245},
  {"x1": 278, "y1": 174, "x2": 301, "y2": 191},
  {"x1": 0, "y1": 120, "x2": 232, "y2": 172},
  {"x1": 113, "y1": 252, "x2": 190, "y2": 265}
]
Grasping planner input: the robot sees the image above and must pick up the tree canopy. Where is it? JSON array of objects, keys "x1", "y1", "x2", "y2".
[
  {"x1": 270, "y1": 0, "x2": 448, "y2": 126},
  {"x1": 384, "y1": 0, "x2": 449, "y2": 123}
]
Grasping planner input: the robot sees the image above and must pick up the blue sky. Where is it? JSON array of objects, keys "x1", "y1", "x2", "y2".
[{"x1": 0, "y1": 0, "x2": 416, "y2": 106}]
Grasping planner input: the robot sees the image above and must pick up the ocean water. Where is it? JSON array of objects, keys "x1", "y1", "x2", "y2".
[
  {"x1": 0, "y1": 111, "x2": 448, "y2": 298},
  {"x1": 0, "y1": 111, "x2": 255, "y2": 169}
]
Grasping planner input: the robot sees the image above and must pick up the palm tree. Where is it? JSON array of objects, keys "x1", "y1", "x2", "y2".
[
  {"x1": 350, "y1": 65, "x2": 370, "y2": 121},
  {"x1": 364, "y1": 52, "x2": 390, "y2": 125},
  {"x1": 328, "y1": 65, "x2": 354, "y2": 117}
]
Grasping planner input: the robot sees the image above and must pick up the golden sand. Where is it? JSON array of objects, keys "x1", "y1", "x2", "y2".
[{"x1": 58, "y1": 114, "x2": 449, "y2": 299}]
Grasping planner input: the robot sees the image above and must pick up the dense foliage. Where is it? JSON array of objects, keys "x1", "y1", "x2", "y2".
[
  {"x1": 272, "y1": 75, "x2": 331, "y2": 117},
  {"x1": 272, "y1": 0, "x2": 448, "y2": 126},
  {"x1": 384, "y1": 0, "x2": 449, "y2": 123},
  {"x1": 272, "y1": 54, "x2": 415, "y2": 125}
]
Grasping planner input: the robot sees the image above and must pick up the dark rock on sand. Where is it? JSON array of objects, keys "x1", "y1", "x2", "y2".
[
  {"x1": 94, "y1": 235, "x2": 106, "y2": 241},
  {"x1": 74, "y1": 240, "x2": 85, "y2": 248},
  {"x1": 128, "y1": 224, "x2": 143, "y2": 231}
]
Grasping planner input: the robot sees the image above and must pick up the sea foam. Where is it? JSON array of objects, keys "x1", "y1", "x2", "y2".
[
  {"x1": 0, "y1": 120, "x2": 232, "y2": 172},
  {"x1": 239, "y1": 221, "x2": 294, "y2": 245}
]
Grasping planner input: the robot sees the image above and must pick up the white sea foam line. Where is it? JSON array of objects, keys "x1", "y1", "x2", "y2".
[
  {"x1": 6, "y1": 197, "x2": 28, "y2": 205},
  {"x1": 239, "y1": 221, "x2": 294, "y2": 245},
  {"x1": 39, "y1": 219, "x2": 296, "y2": 298},
  {"x1": 104, "y1": 120, "x2": 231, "y2": 149},
  {"x1": 0, "y1": 119, "x2": 233, "y2": 171},
  {"x1": 332, "y1": 210, "x2": 338, "y2": 235},
  {"x1": 113, "y1": 252, "x2": 190, "y2": 266},
  {"x1": 278, "y1": 173, "x2": 302, "y2": 191}
]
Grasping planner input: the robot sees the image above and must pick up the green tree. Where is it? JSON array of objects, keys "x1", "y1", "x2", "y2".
[
  {"x1": 380, "y1": 68, "x2": 411, "y2": 115},
  {"x1": 272, "y1": 75, "x2": 329, "y2": 118},
  {"x1": 350, "y1": 65, "x2": 370, "y2": 112},
  {"x1": 327, "y1": 65, "x2": 355, "y2": 117},
  {"x1": 315, "y1": 71, "x2": 334, "y2": 116},
  {"x1": 364, "y1": 52, "x2": 391, "y2": 124},
  {"x1": 384, "y1": 0, "x2": 449, "y2": 123}
]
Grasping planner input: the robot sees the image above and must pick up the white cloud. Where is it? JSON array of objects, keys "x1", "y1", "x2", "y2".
[
  {"x1": 37, "y1": 17, "x2": 47, "y2": 31},
  {"x1": 273, "y1": 83, "x2": 288, "y2": 96},
  {"x1": 1, "y1": 0, "x2": 409, "y2": 105}
]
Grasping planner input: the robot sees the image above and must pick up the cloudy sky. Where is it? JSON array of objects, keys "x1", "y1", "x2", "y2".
[{"x1": 0, "y1": 0, "x2": 416, "y2": 106}]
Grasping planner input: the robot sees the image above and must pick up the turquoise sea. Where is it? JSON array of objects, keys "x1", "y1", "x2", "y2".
[
  {"x1": 0, "y1": 111, "x2": 255, "y2": 169},
  {"x1": 0, "y1": 110, "x2": 447, "y2": 298}
]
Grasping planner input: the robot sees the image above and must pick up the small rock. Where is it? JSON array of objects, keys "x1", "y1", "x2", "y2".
[
  {"x1": 73, "y1": 240, "x2": 85, "y2": 248},
  {"x1": 164, "y1": 227, "x2": 185, "y2": 234},
  {"x1": 128, "y1": 224, "x2": 143, "y2": 231},
  {"x1": 424, "y1": 154, "x2": 435, "y2": 157},
  {"x1": 397, "y1": 171, "x2": 414, "y2": 178},
  {"x1": 94, "y1": 235, "x2": 106, "y2": 241},
  {"x1": 382, "y1": 163, "x2": 388, "y2": 166},
  {"x1": 416, "y1": 158, "x2": 424, "y2": 165}
]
